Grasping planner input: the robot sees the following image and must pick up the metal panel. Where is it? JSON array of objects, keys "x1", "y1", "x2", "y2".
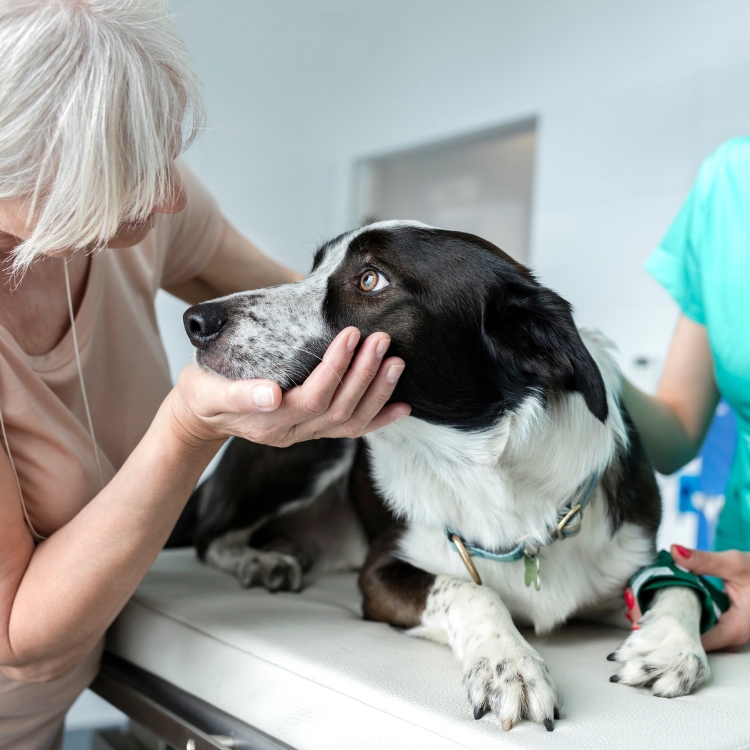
[{"x1": 92, "y1": 653, "x2": 294, "y2": 750}]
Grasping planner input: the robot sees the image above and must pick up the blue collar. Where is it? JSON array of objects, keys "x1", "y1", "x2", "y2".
[{"x1": 446, "y1": 470, "x2": 603, "y2": 564}]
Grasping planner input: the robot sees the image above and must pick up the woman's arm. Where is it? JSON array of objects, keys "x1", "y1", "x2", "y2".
[
  {"x1": 163, "y1": 219, "x2": 303, "y2": 304},
  {"x1": 620, "y1": 314, "x2": 720, "y2": 475},
  {"x1": 0, "y1": 326, "x2": 408, "y2": 682}
]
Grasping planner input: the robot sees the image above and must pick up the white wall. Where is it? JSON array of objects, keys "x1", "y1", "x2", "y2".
[{"x1": 164, "y1": 0, "x2": 750, "y2": 382}]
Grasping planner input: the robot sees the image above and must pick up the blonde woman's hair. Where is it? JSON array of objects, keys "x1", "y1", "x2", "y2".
[{"x1": 0, "y1": 0, "x2": 204, "y2": 274}]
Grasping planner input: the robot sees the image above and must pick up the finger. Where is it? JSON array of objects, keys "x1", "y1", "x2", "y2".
[
  {"x1": 670, "y1": 545, "x2": 749, "y2": 581},
  {"x1": 360, "y1": 401, "x2": 411, "y2": 433},
  {"x1": 288, "y1": 327, "x2": 361, "y2": 417},
  {"x1": 293, "y1": 333, "x2": 392, "y2": 429},
  {"x1": 179, "y1": 363, "x2": 282, "y2": 415},
  {"x1": 315, "y1": 401, "x2": 411, "y2": 439},
  {"x1": 323, "y1": 351, "x2": 403, "y2": 434}
]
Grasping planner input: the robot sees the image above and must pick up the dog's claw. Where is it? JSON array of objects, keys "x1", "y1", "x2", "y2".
[
  {"x1": 473, "y1": 703, "x2": 488, "y2": 720},
  {"x1": 502, "y1": 718, "x2": 513, "y2": 732},
  {"x1": 610, "y1": 674, "x2": 620, "y2": 683},
  {"x1": 606, "y1": 652, "x2": 617, "y2": 661},
  {"x1": 553, "y1": 706, "x2": 560, "y2": 720},
  {"x1": 544, "y1": 717, "x2": 554, "y2": 732}
]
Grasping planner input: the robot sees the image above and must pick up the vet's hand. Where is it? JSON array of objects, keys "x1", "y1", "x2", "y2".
[
  {"x1": 670, "y1": 545, "x2": 750, "y2": 652},
  {"x1": 169, "y1": 327, "x2": 410, "y2": 448}
]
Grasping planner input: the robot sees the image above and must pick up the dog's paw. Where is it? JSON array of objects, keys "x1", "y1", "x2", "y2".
[
  {"x1": 206, "y1": 540, "x2": 304, "y2": 592},
  {"x1": 236, "y1": 549, "x2": 303, "y2": 592},
  {"x1": 608, "y1": 614, "x2": 709, "y2": 697},
  {"x1": 464, "y1": 645, "x2": 558, "y2": 731}
]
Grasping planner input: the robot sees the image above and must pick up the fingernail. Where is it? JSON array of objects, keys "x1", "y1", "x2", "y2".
[
  {"x1": 252, "y1": 384, "x2": 275, "y2": 408},
  {"x1": 624, "y1": 590, "x2": 635, "y2": 610},
  {"x1": 386, "y1": 364, "x2": 405, "y2": 384},
  {"x1": 347, "y1": 331, "x2": 359, "y2": 352},
  {"x1": 376, "y1": 338, "x2": 390, "y2": 357},
  {"x1": 624, "y1": 612, "x2": 632, "y2": 622},
  {"x1": 674, "y1": 545, "x2": 692, "y2": 559}
]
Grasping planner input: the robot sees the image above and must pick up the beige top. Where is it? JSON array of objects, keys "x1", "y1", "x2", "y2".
[{"x1": 0, "y1": 164, "x2": 223, "y2": 749}]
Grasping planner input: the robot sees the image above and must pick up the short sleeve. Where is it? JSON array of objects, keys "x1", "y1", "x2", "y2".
[
  {"x1": 645, "y1": 180, "x2": 707, "y2": 325},
  {"x1": 160, "y1": 161, "x2": 225, "y2": 289}
]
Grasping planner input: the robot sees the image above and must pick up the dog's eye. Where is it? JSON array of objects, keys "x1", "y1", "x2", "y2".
[{"x1": 359, "y1": 269, "x2": 389, "y2": 293}]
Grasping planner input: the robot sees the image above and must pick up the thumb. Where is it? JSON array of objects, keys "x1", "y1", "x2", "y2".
[
  {"x1": 670, "y1": 545, "x2": 740, "y2": 581},
  {"x1": 179, "y1": 363, "x2": 282, "y2": 415}
]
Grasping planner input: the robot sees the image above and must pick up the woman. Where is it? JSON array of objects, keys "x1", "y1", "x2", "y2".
[
  {"x1": 0, "y1": 2, "x2": 408, "y2": 747},
  {"x1": 622, "y1": 137, "x2": 750, "y2": 652}
]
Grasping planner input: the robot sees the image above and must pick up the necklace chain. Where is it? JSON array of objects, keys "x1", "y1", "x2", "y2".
[{"x1": 0, "y1": 259, "x2": 103, "y2": 542}]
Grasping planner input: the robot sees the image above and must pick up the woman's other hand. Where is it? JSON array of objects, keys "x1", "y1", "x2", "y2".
[
  {"x1": 168, "y1": 326, "x2": 409, "y2": 449},
  {"x1": 671, "y1": 545, "x2": 750, "y2": 651}
]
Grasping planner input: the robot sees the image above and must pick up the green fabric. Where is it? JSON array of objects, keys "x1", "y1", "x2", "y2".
[
  {"x1": 629, "y1": 551, "x2": 730, "y2": 634},
  {"x1": 645, "y1": 138, "x2": 750, "y2": 552}
]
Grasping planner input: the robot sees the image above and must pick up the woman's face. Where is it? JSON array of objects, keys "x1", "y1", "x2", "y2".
[{"x1": 0, "y1": 170, "x2": 187, "y2": 255}]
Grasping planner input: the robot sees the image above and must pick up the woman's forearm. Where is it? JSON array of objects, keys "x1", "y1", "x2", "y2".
[
  {"x1": 620, "y1": 315, "x2": 719, "y2": 476},
  {"x1": 620, "y1": 378, "x2": 705, "y2": 474},
  {"x1": 2, "y1": 392, "x2": 223, "y2": 681}
]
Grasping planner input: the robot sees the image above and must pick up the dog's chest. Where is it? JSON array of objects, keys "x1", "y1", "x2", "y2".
[{"x1": 399, "y1": 512, "x2": 654, "y2": 634}]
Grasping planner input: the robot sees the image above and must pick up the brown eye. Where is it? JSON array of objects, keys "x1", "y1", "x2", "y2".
[{"x1": 360, "y1": 270, "x2": 379, "y2": 291}]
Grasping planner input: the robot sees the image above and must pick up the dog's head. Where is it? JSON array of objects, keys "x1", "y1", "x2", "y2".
[{"x1": 185, "y1": 221, "x2": 607, "y2": 429}]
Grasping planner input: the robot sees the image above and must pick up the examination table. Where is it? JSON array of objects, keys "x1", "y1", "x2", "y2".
[{"x1": 95, "y1": 549, "x2": 750, "y2": 750}]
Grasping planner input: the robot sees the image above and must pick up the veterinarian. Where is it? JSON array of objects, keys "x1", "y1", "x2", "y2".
[
  {"x1": 622, "y1": 137, "x2": 750, "y2": 652},
  {"x1": 0, "y1": 2, "x2": 409, "y2": 746}
]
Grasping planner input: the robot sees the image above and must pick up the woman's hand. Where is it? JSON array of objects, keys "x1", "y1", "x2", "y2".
[
  {"x1": 671, "y1": 545, "x2": 750, "y2": 651},
  {"x1": 168, "y1": 326, "x2": 410, "y2": 449}
]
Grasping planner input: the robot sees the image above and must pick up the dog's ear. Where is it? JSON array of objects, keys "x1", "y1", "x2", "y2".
[{"x1": 482, "y1": 280, "x2": 608, "y2": 423}]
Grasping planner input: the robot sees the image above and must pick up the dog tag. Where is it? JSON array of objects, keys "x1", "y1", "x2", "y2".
[{"x1": 524, "y1": 554, "x2": 540, "y2": 591}]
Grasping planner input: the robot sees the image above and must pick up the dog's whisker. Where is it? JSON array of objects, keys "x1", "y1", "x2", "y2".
[{"x1": 296, "y1": 346, "x2": 344, "y2": 387}]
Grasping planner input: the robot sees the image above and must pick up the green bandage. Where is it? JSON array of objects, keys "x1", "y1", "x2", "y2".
[{"x1": 628, "y1": 550, "x2": 730, "y2": 634}]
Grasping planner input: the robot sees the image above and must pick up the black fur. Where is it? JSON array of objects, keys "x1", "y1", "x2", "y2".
[
  {"x1": 322, "y1": 227, "x2": 606, "y2": 429},
  {"x1": 168, "y1": 437, "x2": 353, "y2": 556}
]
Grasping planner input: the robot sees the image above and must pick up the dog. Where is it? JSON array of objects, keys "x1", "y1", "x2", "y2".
[{"x1": 171, "y1": 221, "x2": 709, "y2": 732}]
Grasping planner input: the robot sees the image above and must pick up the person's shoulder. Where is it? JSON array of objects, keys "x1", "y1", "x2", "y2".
[{"x1": 698, "y1": 137, "x2": 750, "y2": 189}]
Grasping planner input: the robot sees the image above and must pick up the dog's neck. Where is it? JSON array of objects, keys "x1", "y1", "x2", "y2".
[{"x1": 365, "y1": 330, "x2": 626, "y2": 553}]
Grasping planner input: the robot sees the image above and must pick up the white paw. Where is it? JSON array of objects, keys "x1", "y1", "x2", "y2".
[
  {"x1": 608, "y1": 614, "x2": 709, "y2": 697},
  {"x1": 464, "y1": 644, "x2": 558, "y2": 731}
]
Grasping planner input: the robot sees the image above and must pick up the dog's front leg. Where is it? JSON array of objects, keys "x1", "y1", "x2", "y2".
[
  {"x1": 416, "y1": 575, "x2": 559, "y2": 731},
  {"x1": 608, "y1": 586, "x2": 709, "y2": 696},
  {"x1": 360, "y1": 540, "x2": 558, "y2": 730}
]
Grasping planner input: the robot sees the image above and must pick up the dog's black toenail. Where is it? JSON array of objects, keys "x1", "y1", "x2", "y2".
[
  {"x1": 544, "y1": 717, "x2": 554, "y2": 732},
  {"x1": 610, "y1": 675, "x2": 620, "y2": 683},
  {"x1": 606, "y1": 652, "x2": 617, "y2": 661},
  {"x1": 473, "y1": 703, "x2": 488, "y2": 720},
  {"x1": 553, "y1": 706, "x2": 560, "y2": 720}
]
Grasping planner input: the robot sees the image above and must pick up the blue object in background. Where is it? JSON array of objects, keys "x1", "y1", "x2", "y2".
[{"x1": 679, "y1": 400, "x2": 737, "y2": 550}]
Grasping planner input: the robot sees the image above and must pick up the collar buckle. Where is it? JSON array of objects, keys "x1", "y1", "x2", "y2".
[{"x1": 556, "y1": 503, "x2": 583, "y2": 540}]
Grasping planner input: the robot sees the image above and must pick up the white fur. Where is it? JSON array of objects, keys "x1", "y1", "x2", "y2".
[{"x1": 610, "y1": 586, "x2": 709, "y2": 696}]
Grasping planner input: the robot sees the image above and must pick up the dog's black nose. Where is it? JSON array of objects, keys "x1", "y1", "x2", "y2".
[{"x1": 183, "y1": 302, "x2": 228, "y2": 349}]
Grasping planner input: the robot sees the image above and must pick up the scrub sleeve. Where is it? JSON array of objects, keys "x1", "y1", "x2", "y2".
[{"x1": 645, "y1": 137, "x2": 750, "y2": 552}]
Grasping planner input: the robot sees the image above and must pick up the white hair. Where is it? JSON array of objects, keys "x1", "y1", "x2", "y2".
[{"x1": 0, "y1": 0, "x2": 204, "y2": 274}]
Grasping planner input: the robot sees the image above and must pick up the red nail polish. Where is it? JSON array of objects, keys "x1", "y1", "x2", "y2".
[
  {"x1": 674, "y1": 545, "x2": 692, "y2": 559},
  {"x1": 625, "y1": 612, "x2": 632, "y2": 622},
  {"x1": 624, "y1": 590, "x2": 635, "y2": 610}
]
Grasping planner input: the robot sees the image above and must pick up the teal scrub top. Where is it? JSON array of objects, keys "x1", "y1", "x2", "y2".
[{"x1": 646, "y1": 137, "x2": 750, "y2": 551}]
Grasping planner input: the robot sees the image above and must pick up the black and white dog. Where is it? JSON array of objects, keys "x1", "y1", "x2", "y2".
[{"x1": 172, "y1": 221, "x2": 708, "y2": 732}]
